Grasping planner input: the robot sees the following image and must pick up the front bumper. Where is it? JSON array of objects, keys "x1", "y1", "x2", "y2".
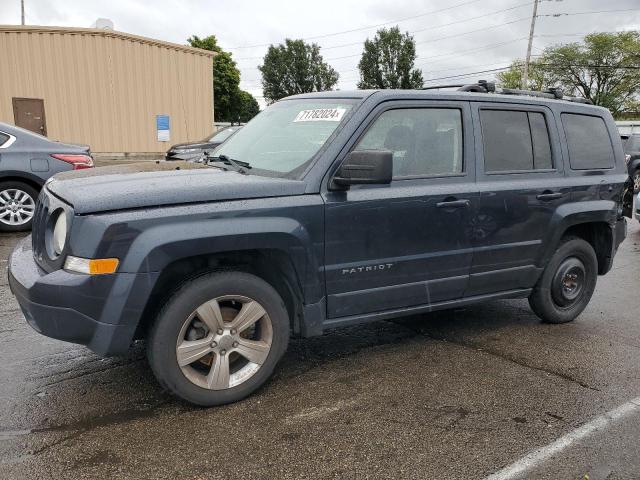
[{"x1": 8, "y1": 236, "x2": 156, "y2": 356}]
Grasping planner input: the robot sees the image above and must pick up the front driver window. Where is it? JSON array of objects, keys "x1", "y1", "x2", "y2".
[{"x1": 354, "y1": 108, "x2": 463, "y2": 178}]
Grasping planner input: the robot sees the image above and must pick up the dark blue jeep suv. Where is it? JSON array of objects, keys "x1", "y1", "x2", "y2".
[{"x1": 8, "y1": 85, "x2": 628, "y2": 406}]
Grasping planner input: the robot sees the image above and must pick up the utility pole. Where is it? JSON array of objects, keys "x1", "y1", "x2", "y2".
[
  {"x1": 21, "y1": 0, "x2": 25, "y2": 25},
  {"x1": 522, "y1": 0, "x2": 539, "y2": 89}
]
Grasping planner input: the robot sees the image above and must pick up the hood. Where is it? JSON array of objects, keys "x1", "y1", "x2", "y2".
[{"x1": 47, "y1": 161, "x2": 306, "y2": 214}]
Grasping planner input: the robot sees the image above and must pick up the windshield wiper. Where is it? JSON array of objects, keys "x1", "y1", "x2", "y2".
[{"x1": 205, "y1": 153, "x2": 252, "y2": 174}]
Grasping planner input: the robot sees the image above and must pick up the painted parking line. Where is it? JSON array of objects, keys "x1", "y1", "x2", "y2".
[{"x1": 485, "y1": 396, "x2": 640, "y2": 480}]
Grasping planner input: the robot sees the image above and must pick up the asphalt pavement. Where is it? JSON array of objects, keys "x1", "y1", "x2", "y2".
[{"x1": 1, "y1": 221, "x2": 639, "y2": 479}]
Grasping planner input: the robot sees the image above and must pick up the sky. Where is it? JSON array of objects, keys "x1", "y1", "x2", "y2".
[{"x1": 2, "y1": 0, "x2": 639, "y2": 107}]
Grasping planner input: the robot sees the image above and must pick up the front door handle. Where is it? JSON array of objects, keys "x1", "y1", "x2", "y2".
[
  {"x1": 436, "y1": 199, "x2": 471, "y2": 209},
  {"x1": 536, "y1": 191, "x2": 564, "y2": 201}
]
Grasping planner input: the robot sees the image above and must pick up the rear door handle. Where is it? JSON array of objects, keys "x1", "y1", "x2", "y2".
[
  {"x1": 436, "y1": 199, "x2": 471, "y2": 209},
  {"x1": 536, "y1": 192, "x2": 564, "y2": 201}
]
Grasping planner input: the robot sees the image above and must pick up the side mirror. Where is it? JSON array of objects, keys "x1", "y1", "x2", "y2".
[{"x1": 332, "y1": 150, "x2": 393, "y2": 188}]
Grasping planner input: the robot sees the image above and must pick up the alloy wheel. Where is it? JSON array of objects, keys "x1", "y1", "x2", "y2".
[
  {"x1": 176, "y1": 295, "x2": 273, "y2": 390},
  {"x1": 0, "y1": 189, "x2": 35, "y2": 226}
]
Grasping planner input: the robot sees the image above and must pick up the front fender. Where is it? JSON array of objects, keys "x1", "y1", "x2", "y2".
[{"x1": 119, "y1": 216, "x2": 323, "y2": 304}]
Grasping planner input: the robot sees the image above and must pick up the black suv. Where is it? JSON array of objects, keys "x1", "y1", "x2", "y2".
[{"x1": 8, "y1": 85, "x2": 628, "y2": 406}]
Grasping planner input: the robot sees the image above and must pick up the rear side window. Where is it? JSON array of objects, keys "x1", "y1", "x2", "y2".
[
  {"x1": 480, "y1": 110, "x2": 553, "y2": 172},
  {"x1": 562, "y1": 113, "x2": 614, "y2": 170},
  {"x1": 0, "y1": 132, "x2": 8, "y2": 147}
]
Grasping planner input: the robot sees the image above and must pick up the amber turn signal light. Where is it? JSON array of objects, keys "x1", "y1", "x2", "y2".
[{"x1": 64, "y1": 256, "x2": 119, "y2": 275}]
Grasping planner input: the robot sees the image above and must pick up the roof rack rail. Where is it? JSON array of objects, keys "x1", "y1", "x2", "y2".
[
  {"x1": 500, "y1": 87, "x2": 559, "y2": 99},
  {"x1": 421, "y1": 79, "x2": 496, "y2": 93},
  {"x1": 421, "y1": 79, "x2": 594, "y2": 105}
]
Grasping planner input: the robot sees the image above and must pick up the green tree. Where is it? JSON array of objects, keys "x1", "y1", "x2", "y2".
[
  {"x1": 235, "y1": 90, "x2": 260, "y2": 122},
  {"x1": 497, "y1": 60, "x2": 550, "y2": 90},
  {"x1": 259, "y1": 39, "x2": 339, "y2": 103},
  {"x1": 357, "y1": 26, "x2": 423, "y2": 89},
  {"x1": 542, "y1": 31, "x2": 640, "y2": 115},
  {"x1": 187, "y1": 34, "x2": 241, "y2": 122},
  {"x1": 499, "y1": 31, "x2": 640, "y2": 115}
]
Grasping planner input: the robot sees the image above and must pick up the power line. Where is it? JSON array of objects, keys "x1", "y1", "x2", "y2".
[
  {"x1": 537, "y1": 7, "x2": 640, "y2": 18},
  {"x1": 230, "y1": 5, "x2": 638, "y2": 59},
  {"x1": 305, "y1": 17, "x2": 530, "y2": 63},
  {"x1": 233, "y1": 2, "x2": 534, "y2": 61},
  {"x1": 424, "y1": 66, "x2": 511, "y2": 83},
  {"x1": 226, "y1": 0, "x2": 486, "y2": 49},
  {"x1": 535, "y1": 30, "x2": 639, "y2": 38},
  {"x1": 240, "y1": 37, "x2": 529, "y2": 80},
  {"x1": 423, "y1": 62, "x2": 640, "y2": 85}
]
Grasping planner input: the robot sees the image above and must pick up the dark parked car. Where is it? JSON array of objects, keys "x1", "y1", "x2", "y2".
[
  {"x1": 9, "y1": 85, "x2": 628, "y2": 406},
  {"x1": 0, "y1": 122, "x2": 93, "y2": 232},
  {"x1": 165, "y1": 126, "x2": 242, "y2": 161},
  {"x1": 622, "y1": 133, "x2": 640, "y2": 193}
]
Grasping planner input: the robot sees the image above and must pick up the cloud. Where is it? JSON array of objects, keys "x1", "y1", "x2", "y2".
[{"x1": 2, "y1": 0, "x2": 638, "y2": 106}]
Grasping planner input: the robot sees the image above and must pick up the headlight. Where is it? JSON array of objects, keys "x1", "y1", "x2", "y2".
[
  {"x1": 52, "y1": 211, "x2": 68, "y2": 255},
  {"x1": 175, "y1": 148, "x2": 200, "y2": 153}
]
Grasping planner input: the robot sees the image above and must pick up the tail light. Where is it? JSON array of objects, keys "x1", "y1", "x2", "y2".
[{"x1": 51, "y1": 153, "x2": 94, "y2": 170}]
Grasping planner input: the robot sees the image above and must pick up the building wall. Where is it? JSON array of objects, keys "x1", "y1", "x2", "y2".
[{"x1": 0, "y1": 26, "x2": 214, "y2": 153}]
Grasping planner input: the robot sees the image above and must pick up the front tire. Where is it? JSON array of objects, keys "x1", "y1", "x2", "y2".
[
  {"x1": 528, "y1": 237, "x2": 598, "y2": 324},
  {"x1": 147, "y1": 271, "x2": 289, "y2": 406},
  {"x1": 0, "y1": 181, "x2": 38, "y2": 232}
]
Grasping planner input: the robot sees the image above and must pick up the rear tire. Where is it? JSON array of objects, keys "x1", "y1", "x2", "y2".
[
  {"x1": 147, "y1": 271, "x2": 289, "y2": 406},
  {"x1": 528, "y1": 237, "x2": 597, "y2": 324},
  {"x1": 0, "y1": 181, "x2": 39, "y2": 232}
]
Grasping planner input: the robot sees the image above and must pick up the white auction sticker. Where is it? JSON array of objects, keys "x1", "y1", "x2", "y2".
[{"x1": 293, "y1": 108, "x2": 346, "y2": 122}]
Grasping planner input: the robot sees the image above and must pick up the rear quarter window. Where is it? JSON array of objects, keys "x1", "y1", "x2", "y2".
[
  {"x1": 561, "y1": 113, "x2": 614, "y2": 170},
  {"x1": 0, "y1": 132, "x2": 9, "y2": 147}
]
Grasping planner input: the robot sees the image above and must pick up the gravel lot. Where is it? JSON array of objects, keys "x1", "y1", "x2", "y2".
[{"x1": 1, "y1": 220, "x2": 639, "y2": 479}]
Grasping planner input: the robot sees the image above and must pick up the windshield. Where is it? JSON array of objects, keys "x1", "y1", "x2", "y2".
[
  {"x1": 211, "y1": 99, "x2": 357, "y2": 177},
  {"x1": 208, "y1": 127, "x2": 239, "y2": 143}
]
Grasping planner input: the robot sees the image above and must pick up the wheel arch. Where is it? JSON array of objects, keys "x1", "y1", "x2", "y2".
[
  {"x1": 134, "y1": 248, "x2": 306, "y2": 340},
  {"x1": 0, "y1": 173, "x2": 44, "y2": 193},
  {"x1": 542, "y1": 201, "x2": 618, "y2": 275}
]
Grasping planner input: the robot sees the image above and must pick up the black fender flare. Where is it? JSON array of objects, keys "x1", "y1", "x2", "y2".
[
  {"x1": 118, "y1": 216, "x2": 323, "y2": 305},
  {"x1": 537, "y1": 200, "x2": 617, "y2": 270}
]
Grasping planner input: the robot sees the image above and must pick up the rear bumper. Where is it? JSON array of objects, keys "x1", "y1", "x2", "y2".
[
  {"x1": 603, "y1": 217, "x2": 627, "y2": 274},
  {"x1": 615, "y1": 217, "x2": 627, "y2": 250},
  {"x1": 8, "y1": 236, "x2": 157, "y2": 356}
]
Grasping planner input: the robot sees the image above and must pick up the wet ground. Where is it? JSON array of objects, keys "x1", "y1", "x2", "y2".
[{"x1": 1, "y1": 222, "x2": 640, "y2": 479}]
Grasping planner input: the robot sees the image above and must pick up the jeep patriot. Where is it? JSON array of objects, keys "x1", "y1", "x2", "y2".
[{"x1": 8, "y1": 85, "x2": 629, "y2": 406}]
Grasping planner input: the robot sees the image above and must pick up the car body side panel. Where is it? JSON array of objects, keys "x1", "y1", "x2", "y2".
[{"x1": 68, "y1": 195, "x2": 326, "y2": 305}]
